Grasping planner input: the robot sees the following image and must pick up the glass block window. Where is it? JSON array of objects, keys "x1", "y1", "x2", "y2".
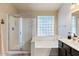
[
  {"x1": 71, "y1": 16, "x2": 76, "y2": 34},
  {"x1": 37, "y1": 16, "x2": 54, "y2": 36}
]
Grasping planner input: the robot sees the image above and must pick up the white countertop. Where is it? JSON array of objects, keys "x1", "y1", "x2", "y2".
[{"x1": 59, "y1": 38, "x2": 79, "y2": 51}]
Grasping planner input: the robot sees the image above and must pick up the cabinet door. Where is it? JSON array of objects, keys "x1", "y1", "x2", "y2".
[
  {"x1": 59, "y1": 41, "x2": 63, "y2": 48},
  {"x1": 71, "y1": 49, "x2": 79, "y2": 56},
  {"x1": 58, "y1": 41, "x2": 66, "y2": 56},
  {"x1": 63, "y1": 43, "x2": 71, "y2": 53},
  {"x1": 67, "y1": 52, "x2": 71, "y2": 56},
  {"x1": 58, "y1": 48, "x2": 66, "y2": 56}
]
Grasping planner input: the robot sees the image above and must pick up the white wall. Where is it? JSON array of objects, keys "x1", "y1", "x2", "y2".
[
  {"x1": 58, "y1": 3, "x2": 72, "y2": 38},
  {"x1": 0, "y1": 4, "x2": 17, "y2": 14},
  {"x1": 0, "y1": 4, "x2": 18, "y2": 55},
  {"x1": 27, "y1": 11, "x2": 58, "y2": 37},
  {"x1": 0, "y1": 21, "x2": 2, "y2": 55}
]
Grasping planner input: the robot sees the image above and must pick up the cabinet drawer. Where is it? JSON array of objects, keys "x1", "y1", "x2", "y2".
[
  {"x1": 71, "y1": 49, "x2": 79, "y2": 56},
  {"x1": 63, "y1": 43, "x2": 71, "y2": 53}
]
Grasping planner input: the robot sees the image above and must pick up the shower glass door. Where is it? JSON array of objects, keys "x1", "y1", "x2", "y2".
[
  {"x1": 8, "y1": 15, "x2": 20, "y2": 51},
  {"x1": 8, "y1": 15, "x2": 32, "y2": 51}
]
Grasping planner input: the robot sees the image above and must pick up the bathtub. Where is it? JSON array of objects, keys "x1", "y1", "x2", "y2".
[{"x1": 31, "y1": 36, "x2": 58, "y2": 56}]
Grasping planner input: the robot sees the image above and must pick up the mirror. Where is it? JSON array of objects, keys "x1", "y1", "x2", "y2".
[
  {"x1": 71, "y1": 3, "x2": 79, "y2": 36},
  {"x1": 71, "y1": 7, "x2": 79, "y2": 36}
]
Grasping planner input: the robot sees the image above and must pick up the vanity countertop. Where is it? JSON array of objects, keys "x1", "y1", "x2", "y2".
[{"x1": 59, "y1": 38, "x2": 79, "y2": 51}]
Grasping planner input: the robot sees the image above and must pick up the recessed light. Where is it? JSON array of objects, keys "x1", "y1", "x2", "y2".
[
  {"x1": 71, "y1": 4, "x2": 75, "y2": 9},
  {"x1": 76, "y1": 3, "x2": 79, "y2": 5}
]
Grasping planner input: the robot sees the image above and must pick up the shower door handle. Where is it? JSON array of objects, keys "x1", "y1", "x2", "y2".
[{"x1": 20, "y1": 32, "x2": 21, "y2": 35}]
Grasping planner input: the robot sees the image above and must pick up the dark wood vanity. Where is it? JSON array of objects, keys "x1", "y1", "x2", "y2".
[{"x1": 58, "y1": 40, "x2": 79, "y2": 56}]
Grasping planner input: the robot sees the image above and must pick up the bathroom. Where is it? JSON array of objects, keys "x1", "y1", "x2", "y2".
[{"x1": 0, "y1": 3, "x2": 79, "y2": 56}]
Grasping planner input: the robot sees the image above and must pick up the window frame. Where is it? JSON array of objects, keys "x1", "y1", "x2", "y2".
[{"x1": 36, "y1": 16, "x2": 54, "y2": 37}]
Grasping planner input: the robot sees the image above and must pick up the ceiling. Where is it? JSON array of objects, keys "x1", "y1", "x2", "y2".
[
  {"x1": 71, "y1": 5, "x2": 79, "y2": 17},
  {"x1": 12, "y1": 3, "x2": 62, "y2": 13}
]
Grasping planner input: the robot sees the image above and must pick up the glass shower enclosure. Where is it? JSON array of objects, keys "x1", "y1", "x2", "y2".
[{"x1": 8, "y1": 15, "x2": 32, "y2": 52}]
